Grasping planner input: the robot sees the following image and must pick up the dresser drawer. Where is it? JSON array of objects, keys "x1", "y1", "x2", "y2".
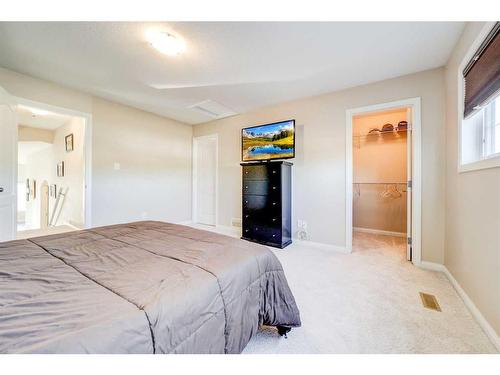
[
  {"x1": 243, "y1": 194, "x2": 281, "y2": 213},
  {"x1": 242, "y1": 223, "x2": 281, "y2": 244},
  {"x1": 243, "y1": 180, "x2": 280, "y2": 196},
  {"x1": 243, "y1": 165, "x2": 281, "y2": 181},
  {"x1": 243, "y1": 213, "x2": 280, "y2": 227}
]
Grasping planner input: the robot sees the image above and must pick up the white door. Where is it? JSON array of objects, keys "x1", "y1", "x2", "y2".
[
  {"x1": 0, "y1": 86, "x2": 17, "y2": 242},
  {"x1": 194, "y1": 136, "x2": 217, "y2": 226},
  {"x1": 406, "y1": 108, "x2": 413, "y2": 261}
]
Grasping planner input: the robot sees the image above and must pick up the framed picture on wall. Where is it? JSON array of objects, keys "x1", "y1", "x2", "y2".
[
  {"x1": 65, "y1": 133, "x2": 74, "y2": 152},
  {"x1": 31, "y1": 179, "x2": 36, "y2": 199},
  {"x1": 57, "y1": 161, "x2": 65, "y2": 177},
  {"x1": 49, "y1": 184, "x2": 57, "y2": 198},
  {"x1": 26, "y1": 179, "x2": 30, "y2": 202}
]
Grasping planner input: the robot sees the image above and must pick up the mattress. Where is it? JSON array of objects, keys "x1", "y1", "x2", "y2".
[{"x1": 0, "y1": 221, "x2": 301, "y2": 353}]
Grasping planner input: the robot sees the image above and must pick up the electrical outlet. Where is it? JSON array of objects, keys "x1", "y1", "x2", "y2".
[
  {"x1": 297, "y1": 219, "x2": 304, "y2": 228},
  {"x1": 231, "y1": 218, "x2": 242, "y2": 228}
]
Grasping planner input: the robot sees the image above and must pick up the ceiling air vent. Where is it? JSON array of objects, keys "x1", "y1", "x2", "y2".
[{"x1": 189, "y1": 100, "x2": 237, "y2": 119}]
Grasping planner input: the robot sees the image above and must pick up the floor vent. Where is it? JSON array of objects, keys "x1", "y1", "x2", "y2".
[{"x1": 419, "y1": 292, "x2": 441, "y2": 312}]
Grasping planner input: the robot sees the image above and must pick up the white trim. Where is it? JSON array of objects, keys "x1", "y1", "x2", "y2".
[
  {"x1": 175, "y1": 220, "x2": 193, "y2": 226},
  {"x1": 0, "y1": 86, "x2": 18, "y2": 240},
  {"x1": 442, "y1": 266, "x2": 500, "y2": 352},
  {"x1": 353, "y1": 226, "x2": 406, "y2": 238},
  {"x1": 192, "y1": 134, "x2": 218, "y2": 226},
  {"x1": 14, "y1": 96, "x2": 93, "y2": 229},
  {"x1": 458, "y1": 154, "x2": 500, "y2": 173},
  {"x1": 417, "y1": 261, "x2": 446, "y2": 272},
  {"x1": 293, "y1": 239, "x2": 349, "y2": 254},
  {"x1": 457, "y1": 22, "x2": 500, "y2": 173},
  {"x1": 345, "y1": 97, "x2": 422, "y2": 266},
  {"x1": 416, "y1": 261, "x2": 500, "y2": 352}
]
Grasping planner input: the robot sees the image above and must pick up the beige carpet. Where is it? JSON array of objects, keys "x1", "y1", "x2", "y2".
[{"x1": 240, "y1": 231, "x2": 497, "y2": 353}]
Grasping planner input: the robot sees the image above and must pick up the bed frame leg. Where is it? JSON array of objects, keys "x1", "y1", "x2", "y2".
[{"x1": 277, "y1": 325, "x2": 291, "y2": 338}]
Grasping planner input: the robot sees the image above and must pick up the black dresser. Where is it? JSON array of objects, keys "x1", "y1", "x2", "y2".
[{"x1": 241, "y1": 161, "x2": 292, "y2": 248}]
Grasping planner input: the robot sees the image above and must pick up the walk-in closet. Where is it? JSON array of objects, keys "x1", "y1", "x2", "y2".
[{"x1": 352, "y1": 107, "x2": 410, "y2": 256}]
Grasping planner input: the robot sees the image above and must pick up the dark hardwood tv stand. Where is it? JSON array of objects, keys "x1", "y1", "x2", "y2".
[{"x1": 240, "y1": 160, "x2": 292, "y2": 248}]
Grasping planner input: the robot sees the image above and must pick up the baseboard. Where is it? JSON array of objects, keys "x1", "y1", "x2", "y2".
[
  {"x1": 175, "y1": 220, "x2": 193, "y2": 225},
  {"x1": 353, "y1": 227, "x2": 406, "y2": 238},
  {"x1": 442, "y1": 266, "x2": 500, "y2": 352},
  {"x1": 416, "y1": 261, "x2": 446, "y2": 272},
  {"x1": 294, "y1": 239, "x2": 350, "y2": 254},
  {"x1": 215, "y1": 225, "x2": 241, "y2": 238},
  {"x1": 417, "y1": 261, "x2": 499, "y2": 352}
]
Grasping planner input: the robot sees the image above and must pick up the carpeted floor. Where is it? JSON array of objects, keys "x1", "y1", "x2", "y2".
[{"x1": 241, "y1": 231, "x2": 497, "y2": 353}]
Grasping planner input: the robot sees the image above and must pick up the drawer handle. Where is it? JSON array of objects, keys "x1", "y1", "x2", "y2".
[
  {"x1": 272, "y1": 218, "x2": 277, "y2": 222},
  {"x1": 272, "y1": 186, "x2": 276, "y2": 190},
  {"x1": 272, "y1": 234, "x2": 276, "y2": 238},
  {"x1": 272, "y1": 170, "x2": 277, "y2": 174},
  {"x1": 245, "y1": 215, "x2": 249, "y2": 218},
  {"x1": 245, "y1": 200, "x2": 248, "y2": 203},
  {"x1": 272, "y1": 202, "x2": 277, "y2": 206},
  {"x1": 245, "y1": 186, "x2": 248, "y2": 189},
  {"x1": 245, "y1": 229, "x2": 249, "y2": 233}
]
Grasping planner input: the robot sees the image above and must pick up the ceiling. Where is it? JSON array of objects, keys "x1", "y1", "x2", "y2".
[
  {"x1": 0, "y1": 22, "x2": 465, "y2": 125},
  {"x1": 17, "y1": 105, "x2": 73, "y2": 130}
]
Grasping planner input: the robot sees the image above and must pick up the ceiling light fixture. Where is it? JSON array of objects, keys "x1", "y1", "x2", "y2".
[{"x1": 147, "y1": 31, "x2": 186, "y2": 56}]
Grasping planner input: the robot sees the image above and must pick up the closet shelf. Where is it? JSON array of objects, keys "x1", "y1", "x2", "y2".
[
  {"x1": 353, "y1": 182, "x2": 407, "y2": 184},
  {"x1": 352, "y1": 128, "x2": 407, "y2": 140}
]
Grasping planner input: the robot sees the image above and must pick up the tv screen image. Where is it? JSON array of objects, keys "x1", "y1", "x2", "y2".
[{"x1": 242, "y1": 119, "x2": 295, "y2": 162}]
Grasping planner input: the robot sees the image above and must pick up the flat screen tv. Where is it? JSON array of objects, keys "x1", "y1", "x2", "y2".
[{"x1": 241, "y1": 119, "x2": 295, "y2": 162}]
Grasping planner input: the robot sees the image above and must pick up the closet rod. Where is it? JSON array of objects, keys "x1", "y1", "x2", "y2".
[{"x1": 353, "y1": 182, "x2": 407, "y2": 184}]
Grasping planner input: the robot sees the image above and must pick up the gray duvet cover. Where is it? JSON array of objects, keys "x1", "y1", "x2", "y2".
[{"x1": 0, "y1": 221, "x2": 300, "y2": 353}]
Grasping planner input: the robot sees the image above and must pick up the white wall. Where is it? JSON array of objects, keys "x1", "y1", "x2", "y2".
[
  {"x1": 52, "y1": 118, "x2": 85, "y2": 227},
  {"x1": 444, "y1": 22, "x2": 500, "y2": 336},
  {"x1": 0, "y1": 67, "x2": 193, "y2": 227},
  {"x1": 23, "y1": 143, "x2": 53, "y2": 229},
  {"x1": 194, "y1": 68, "x2": 446, "y2": 263}
]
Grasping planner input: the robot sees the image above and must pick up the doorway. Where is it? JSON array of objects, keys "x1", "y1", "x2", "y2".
[
  {"x1": 0, "y1": 83, "x2": 92, "y2": 242},
  {"x1": 192, "y1": 135, "x2": 218, "y2": 226},
  {"x1": 15, "y1": 101, "x2": 88, "y2": 239},
  {"x1": 346, "y1": 98, "x2": 421, "y2": 264}
]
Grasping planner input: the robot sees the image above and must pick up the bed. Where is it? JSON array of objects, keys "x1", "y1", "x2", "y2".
[{"x1": 0, "y1": 221, "x2": 301, "y2": 354}]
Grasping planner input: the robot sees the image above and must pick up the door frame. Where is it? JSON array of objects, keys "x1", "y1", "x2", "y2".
[
  {"x1": 13, "y1": 96, "x2": 93, "y2": 230},
  {"x1": 345, "y1": 97, "x2": 422, "y2": 265},
  {"x1": 0, "y1": 86, "x2": 18, "y2": 241},
  {"x1": 192, "y1": 134, "x2": 218, "y2": 226}
]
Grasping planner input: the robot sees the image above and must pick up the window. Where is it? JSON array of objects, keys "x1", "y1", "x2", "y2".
[
  {"x1": 460, "y1": 22, "x2": 500, "y2": 170},
  {"x1": 461, "y1": 92, "x2": 500, "y2": 165}
]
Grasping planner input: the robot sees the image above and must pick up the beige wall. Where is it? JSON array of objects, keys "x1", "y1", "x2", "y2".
[
  {"x1": 0, "y1": 67, "x2": 193, "y2": 227},
  {"x1": 18, "y1": 125, "x2": 54, "y2": 143},
  {"x1": 353, "y1": 109, "x2": 408, "y2": 233},
  {"x1": 444, "y1": 22, "x2": 500, "y2": 336},
  {"x1": 194, "y1": 68, "x2": 446, "y2": 263},
  {"x1": 91, "y1": 97, "x2": 193, "y2": 226}
]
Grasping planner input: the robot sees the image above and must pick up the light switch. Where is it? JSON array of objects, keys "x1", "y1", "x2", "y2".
[{"x1": 113, "y1": 162, "x2": 121, "y2": 170}]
